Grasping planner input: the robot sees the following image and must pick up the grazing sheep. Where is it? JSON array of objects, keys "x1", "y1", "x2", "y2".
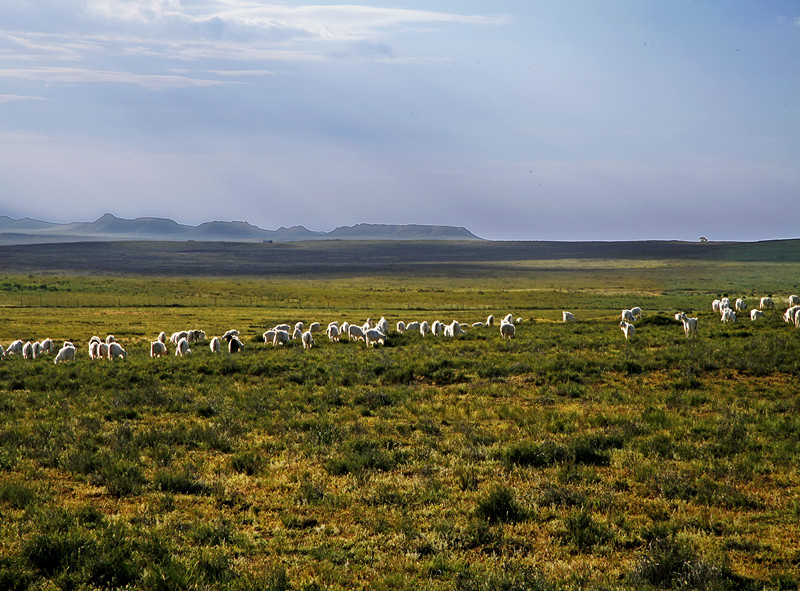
[
  {"x1": 189, "y1": 329, "x2": 206, "y2": 342},
  {"x1": 158, "y1": 331, "x2": 167, "y2": 344},
  {"x1": 40, "y1": 338, "x2": 54, "y2": 355},
  {"x1": 327, "y1": 325, "x2": 340, "y2": 342},
  {"x1": 630, "y1": 307, "x2": 643, "y2": 320},
  {"x1": 376, "y1": 317, "x2": 389, "y2": 334},
  {"x1": 54, "y1": 345, "x2": 76, "y2": 364},
  {"x1": 365, "y1": 328, "x2": 386, "y2": 347},
  {"x1": 720, "y1": 297, "x2": 731, "y2": 310},
  {"x1": 711, "y1": 299, "x2": 721, "y2": 313},
  {"x1": 89, "y1": 341, "x2": 101, "y2": 360},
  {"x1": 621, "y1": 309, "x2": 635, "y2": 323},
  {"x1": 175, "y1": 337, "x2": 191, "y2": 357},
  {"x1": 420, "y1": 321, "x2": 431, "y2": 337},
  {"x1": 273, "y1": 330, "x2": 291, "y2": 346},
  {"x1": 32, "y1": 341, "x2": 42, "y2": 359},
  {"x1": 396, "y1": 321, "x2": 406, "y2": 334},
  {"x1": 500, "y1": 322, "x2": 515, "y2": 339},
  {"x1": 404, "y1": 321, "x2": 420, "y2": 333},
  {"x1": 721, "y1": 308, "x2": 737, "y2": 323},
  {"x1": 170, "y1": 331, "x2": 188, "y2": 345},
  {"x1": 210, "y1": 336, "x2": 221, "y2": 353},
  {"x1": 105, "y1": 335, "x2": 115, "y2": 344},
  {"x1": 0, "y1": 345, "x2": 5, "y2": 360},
  {"x1": 750, "y1": 309, "x2": 765, "y2": 321},
  {"x1": 294, "y1": 321, "x2": 304, "y2": 333},
  {"x1": 292, "y1": 327, "x2": 303, "y2": 341},
  {"x1": 431, "y1": 320, "x2": 444, "y2": 336},
  {"x1": 274, "y1": 324, "x2": 291, "y2": 332},
  {"x1": 108, "y1": 342, "x2": 127, "y2": 360},
  {"x1": 222, "y1": 329, "x2": 239, "y2": 341},
  {"x1": 150, "y1": 341, "x2": 167, "y2": 358},
  {"x1": 619, "y1": 321, "x2": 635, "y2": 340},
  {"x1": 502, "y1": 314, "x2": 514, "y2": 325},
  {"x1": 263, "y1": 330, "x2": 276, "y2": 344},
  {"x1": 340, "y1": 322, "x2": 350, "y2": 338},
  {"x1": 486, "y1": 314, "x2": 495, "y2": 327},
  {"x1": 562, "y1": 311, "x2": 576, "y2": 322},
  {"x1": 228, "y1": 336, "x2": 244, "y2": 353},
  {"x1": 760, "y1": 297, "x2": 775, "y2": 310},
  {"x1": 472, "y1": 322, "x2": 485, "y2": 328},
  {"x1": 302, "y1": 330, "x2": 314, "y2": 350},
  {"x1": 445, "y1": 320, "x2": 465, "y2": 337},
  {"x1": 22, "y1": 341, "x2": 33, "y2": 360},
  {"x1": 348, "y1": 324, "x2": 365, "y2": 342},
  {"x1": 735, "y1": 298, "x2": 748, "y2": 312},
  {"x1": 783, "y1": 306, "x2": 800, "y2": 323},
  {"x1": 309, "y1": 322, "x2": 322, "y2": 334},
  {"x1": 789, "y1": 295, "x2": 800, "y2": 306},
  {"x1": 795, "y1": 309, "x2": 800, "y2": 328},
  {"x1": 674, "y1": 312, "x2": 698, "y2": 338},
  {"x1": 6, "y1": 340, "x2": 23, "y2": 355}
]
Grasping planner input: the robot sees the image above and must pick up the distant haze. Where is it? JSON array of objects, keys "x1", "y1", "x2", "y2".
[{"x1": 0, "y1": 2, "x2": 798, "y2": 241}]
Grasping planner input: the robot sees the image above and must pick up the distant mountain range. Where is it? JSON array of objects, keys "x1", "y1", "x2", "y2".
[{"x1": 0, "y1": 214, "x2": 483, "y2": 244}]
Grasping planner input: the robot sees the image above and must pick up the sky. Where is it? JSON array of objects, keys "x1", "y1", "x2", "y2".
[{"x1": 0, "y1": 1, "x2": 798, "y2": 241}]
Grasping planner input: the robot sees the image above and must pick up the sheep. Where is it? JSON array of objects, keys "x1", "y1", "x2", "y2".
[
  {"x1": 760, "y1": 297, "x2": 775, "y2": 310},
  {"x1": 0, "y1": 345, "x2": 4, "y2": 360},
  {"x1": 721, "y1": 308, "x2": 737, "y2": 323},
  {"x1": 711, "y1": 299, "x2": 721, "y2": 313},
  {"x1": 291, "y1": 327, "x2": 302, "y2": 341},
  {"x1": 294, "y1": 321, "x2": 304, "y2": 333},
  {"x1": 222, "y1": 329, "x2": 240, "y2": 341},
  {"x1": 376, "y1": 317, "x2": 389, "y2": 334},
  {"x1": 309, "y1": 322, "x2": 322, "y2": 334},
  {"x1": 348, "y1": 324, "x2": 365, "y2": 341},
  {"x1": 516, "y1": 317, "x2": 524, "y2": 324},
  {"x1": 445, "y1": 320, "x2": 465, "y2": 337},
  {"x1": 431, "y1": 320, "x2": 444, "y2": 336},
  {"x1": 105, "y1": 335, "x2": 115, "y2": 345},
  {"x1": 621, "y1": 309, "x2": 635, "y2": 323},
  {"x1": 22, "y1": 341, "x2": 34, "y2": 360},
  {"x1": 789, "y1": 295, "x2": 800, "y2": 306},
  {"x1": 486, "y1": 314, "x2": 495, "y2": 327},
  {"x1": 6, "y1": 340, "x2": 23, "y2": 355},
  {"x1": 502, "y1": 313, "x2": 514, "y2": 325},
  {"x1": 170, "y1": 331, "x2": 188, "y2": 345},
  {"x1": 735, "y1": 298, "x2": 747, "y2": 312},
  {"x1": 263, "y1": 330, "x2": 276, "y2": 344},
  {"x1": 189, "y1": 329, "x2": 206, "y2": 342},
  {"x1": 472, "y1": 322, "x2": 485, "y2": 328},
  {"x1": 405, "y1": 321, "x2": 420, "y2": 332},
  {"x1": 620, "y1": 321, "x2": 635, "y2": 340},
  {"x1": 674, "y1": 312, "x2": 698, "y2": 338},
  {"x1": 150, "y1": 341, "x2": 167, "y2": 358},
  {"x1": 89, "y1": 336, "x2": 101, "y2": 345},
  {"x1": 783, "y1": 306, "x2": 800, "y2": 323},
  {"x1": 89, "y1": 341, "x2": 100, "y2": 360},
  {"x1": 795, "y1": 309, "x2": 800, "y2": 328},
  {"x1": 274, "y1": 324, "x2": 291, "y2": 332},
  {"x1": 750, "y1": 309, "x2": 765, "y2": 321},
  {"x1": 301, "y1": 330, "x2": 314, "y2": 350},
  {"x1": 420, "y1": 321, "x2": 431, "y2": 338},
  {"x1": 108, "y1": 342, "x2": 127, "y2": 360},
  {"x1": 175, "y1": 337, "x2": 191, "y2": 357},
  {"x1": 365, "y1": 328, "x2": 386, "y2": 347},
  {"x1": 500, "y1": 322, "x2": 515, "y2": 339},
  {"x1": 54, "y1": 345, "x2": 76, "y2": 364},
  {"x1": 630, "y1": 307, "x2": 643, "y2": 320},
  {"x1": 210, "y1": 336, "x2": 221, "y2": 353},
  {"x1": 562, "y1": 311, "x2": 576, "y2": 322},
  {"x1": 40, "y1": 338, "x2": 54, "y2": 355},
  {"x1": 273, "y1": 330, "x2": 291, "y2": 346},
  {"x1": 327, "y1": 325, "x2": 340, "y2": 342},
  {"x1": 228, "y1": 336, "x2": 244, "y2": 353},
  {"x1": 396, "y1": 321, "x2": 406, "y2": 334},
  {"x1": 158, "y1": 331, "x2": 167, "y2": 344},
  {"x1": 720, "y1": 297, "x2": 731, "y2": 310},
  {"x1": 340, "y1": 322, "x2": 350, "y2": 338}
]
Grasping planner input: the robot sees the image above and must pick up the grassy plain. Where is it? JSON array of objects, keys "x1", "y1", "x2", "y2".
[{"x1": 1, "y1": 248, "x2": 799, "y2": 590}]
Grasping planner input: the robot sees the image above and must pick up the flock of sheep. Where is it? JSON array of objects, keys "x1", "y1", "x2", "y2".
[{"x1": 3, "y1": 295, "x2": 798, "y2": 363}]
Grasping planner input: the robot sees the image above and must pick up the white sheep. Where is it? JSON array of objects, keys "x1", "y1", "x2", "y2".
[
  {"x1": 404, "y1": 321, "x2": 420, "y2": 333},
  {"x1": 175, "y1": 337, "x2": 191, "y2": 357},
  {"x1": 376, "y1": 317, "x2": 389, "y2": 334},
  {"x1": 621, "y1": 309, "x2": 635, "y2": 323},
  {"x1": 228, "y1": 336, "x2": 244, "y2": 353},
  {"x1": 222, "y1": 329, "x2": 240, "y2": 341},
  {"x1": 721, "y1": 308, "x2": 737, "y2": 323},
  {"x1": 794, "y1": 308, "x2": 800, "y2": 328},
  {"x1": 789, "y1": 295, "x2": 800, "y2": 306},
  {"x1": 108, "y1": 342, "x2": 127, "y2": 360},
  {"x1": 0, "y1": 344, "x2": 5, "y2": 360},
  {"x1": 150, "y1": 341, "x2": 167, "y2": 358},
  {"x1": 674, "y1": 312, "x2": 698, "y2": 338},
  {"x1": 472, "y1": 322, "x2": 485, "y2": 328},
  {"x1": 750, "y1": 309, "x2": 765, "y2": 321},
  {"x1": 263, "y1": 330, "x2": 276, "y2": 344},
  {"x1": 446, "y1": 320, "x2": 465, "y2": 337},
  {"x1": 783, "y1": 306, "x2": 800, "y2": 323},
  {"x1": 327, "y1": 325, "x2": 340, "y2": 342},
  {"x1": 170, "y1": 331, "x2": 188, "y2": 345},
  {"x1": 292, "y1": 327, "x2": 303, "y2": 341},
  {"x1": 274, "y1": 324, "x2": 291, "y2": 332},
  {"x1": 502, "y1": 313, "x2": 514, "y2": 325},
  {"x1": 22, "y1": 341, "x2": 33, "y2": 360},
  {"x1": 210, "y1": 336, "x2": 221, "y2": 353},
  {"x1": 420, "y1": 321, "x2": 431, "y2": 337},
  {"x1": 54, "y1": 345, "x2": 76, "y2": 364},
  {"x1": 158, "y1": 331, "x2": 167, "y2": 344},
  {"x1": 348, "y1": 324, "x2": 365, "y2": 341},
  {"x1": 431, "y1": 320, "x2": 444, "y2": 336},
  {"x1": 720, "y1": 297, "x2": 731, "y2": 310},
  {"x1": 273, "y1": 330, "x2": 291, "y2": 346},
  {"x1": 309, "y1": 322, "x2": 322, "y2": 334},
  {"x1": 40, "y1": 338, "x2": 54, "y2": 355},
  {"x1": 6, "y1": 340, "x2": 23, "y2": 355},
  {"x1": 396, "y1": 321, "x2": 406, "y2": 334},
  {"x1": 340, "y1": 322, "x2": 350, "y2": 338},
  {"x1": 630, "y1": 307, "x2": 642, "y2": 320},
  {"x1": 365, "y1": 328, "x2": 386, "y2": 347},
  {"x1": 294, "y1": 321, "x2": 304, "y2": 333},
  {"x1": 486, "y1": 314, "x2": 495, "y2": 327},
  {"x1": 32, "y1": 341, "x2": 42, "y2": 359},
  {"x1": 760, "y1": 297, "x2": 775, "y2": 310},
  {"x1": 711, "y1": 299, "x2": 721, "y2": 313},
  {"x1": 562, "y1": 311, "x2": 576, "y2": 322},
  {"x1": 89, "y1": 341, "x2": 101, "y2": 360},
  {"x1": 620, "y1": 321, "x2": 635, "y2": 340},
  {"x1": 735, "y1": 298, "x2": 747, "y2": 312},
  {"x1": 500, "y1": 322, "x2": 515, "y2": 339},
  {"x1": 105, "y1": 335, "x2": 116, "y2": 344},
  {"x1": 301, "y1": 330, "x2": 314, "y2": 350}
]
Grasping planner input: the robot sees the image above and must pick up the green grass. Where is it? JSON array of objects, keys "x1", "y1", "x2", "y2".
[{"x1": 1, "y1": 259, "x2": 799, "y2": 590}]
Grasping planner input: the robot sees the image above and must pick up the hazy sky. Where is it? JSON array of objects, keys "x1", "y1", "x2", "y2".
[{"x1": 1, "y1": 1, "x2": 798, "y2": 241}]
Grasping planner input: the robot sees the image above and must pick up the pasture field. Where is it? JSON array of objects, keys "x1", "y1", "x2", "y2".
[{"x1": 1, "y1": 256, "x2": 800, "y2": 590}]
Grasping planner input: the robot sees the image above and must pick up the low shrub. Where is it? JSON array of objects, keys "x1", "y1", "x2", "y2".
[{"x1": 474, "y1": 486, "x2": 527, "y2": 524}]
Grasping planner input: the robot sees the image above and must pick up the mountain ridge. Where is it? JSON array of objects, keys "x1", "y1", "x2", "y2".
[{"x1": 0, "y1": 213, "x2": 484, "y2": 245}]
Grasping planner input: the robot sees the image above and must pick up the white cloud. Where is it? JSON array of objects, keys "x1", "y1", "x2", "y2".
[
  {"x1": 0, "y1": 66, "x2": 233, "y2": 89},
  {"x1": 0, "y1": 94, "x2": 49, "y2": 103}
]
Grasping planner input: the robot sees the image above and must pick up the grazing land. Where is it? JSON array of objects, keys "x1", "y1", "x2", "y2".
[{"x1": 0, "y1": 241, "x2": 799, "y2": 590}]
